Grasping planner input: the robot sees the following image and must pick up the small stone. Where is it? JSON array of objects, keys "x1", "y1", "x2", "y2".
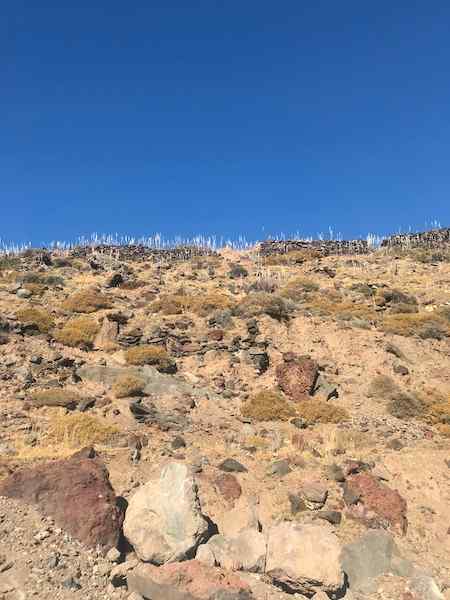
[
  {"x1": 326, "y1": 463, "x2": 345, "y2": 483},
  {"x1": 393, "y1": 364, "x2": 409, "y2": 375},
  {"x1": 47, "y1": 554, "x2": 60, "y2": 569},
  {"x1": 215, "y1": 474, "x2": 242, "y2": 501},
  {"x1": 289, "y1": 493, "x2": 306, "y2": 514},
  {"x1": 171, "y1": 436, "x2": 186, "y2": 449},
  {"x1": 63, "y1": 577, "x2": 82, "y2": 590},
  {"x1": 343, "y1": 484, "x2": 361, "y2": 506},
  {"x1": 106, "y1": 547, "x2": 121, "y2": 563},
  {"x1": 300, "y1": 481, "x2": 328, "y2": 509},
  {"x1": 315, "y1": 510, "x2": 342, "y2": 525},
  {"x1": 218, "y1": 459, "x2": 248, "y2": 473},
  {"x1": 268, "y1": 459, "x2": 291, "y2": 477},
  {"x1": 17, "y1": 288, "x2": 32, "y2": 299},
  {"x1": 291, "y1": 417, "x2": 308, "y2": 429},
  {"x1": 387, "y1": 438, "x2": 404, "y2": 451}
]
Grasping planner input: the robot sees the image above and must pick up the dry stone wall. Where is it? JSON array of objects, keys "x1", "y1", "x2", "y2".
[
  {"x1": 381, "y1": 227, "x2": 450, "y2": 249},
  {"x1": 69, "y1": 244, "x2": 217, "y2": 262},
  {"x1": 259, "y1": 239, "x2": 369, "y2": 257}
]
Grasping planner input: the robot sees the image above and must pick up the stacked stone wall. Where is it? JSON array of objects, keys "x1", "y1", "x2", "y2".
[
  {"x1": 380, "y1": 228, "x2": 450, "y2": 249},
  {"x1": 259, "y1": 239, "x2": 369, "y2": 257}
]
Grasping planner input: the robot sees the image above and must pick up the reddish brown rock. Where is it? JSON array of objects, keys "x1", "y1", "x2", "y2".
[
  {"x1": 0, "y1": 447, "x2": 124, "y2": 550},
  {"x1": 276, "y1": 354, "x2": 319, "y2": 401},
  {"x1": 208, "y1": 329, "x2": 224, "y2": 341},
  {"x1": 127, "y1": 560, "x2": 251, "y2": 600},
  {"x1": 344, "y1": 472, "x2": 408, "y2": 534},
  {"x1": 214, "y1": 473, "x2": 242, "y2": 502}
]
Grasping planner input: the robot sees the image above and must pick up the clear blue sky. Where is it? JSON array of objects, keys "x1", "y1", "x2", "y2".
[{"x1": 1, "y1": 1, "x2": 450, "y2": 246}]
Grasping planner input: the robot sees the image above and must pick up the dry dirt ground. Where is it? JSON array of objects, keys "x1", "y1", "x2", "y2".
[{"x1": 0, "y1": 244, "x2": 449, "y2": 599}]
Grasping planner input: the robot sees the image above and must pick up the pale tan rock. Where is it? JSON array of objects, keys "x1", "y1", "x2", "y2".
[
  {"x1": 266, "y1": 522, "x2": 344, "y2": 596},
  {"x1": 123, "y1": 462, "x2": 209, "y2": 564}
]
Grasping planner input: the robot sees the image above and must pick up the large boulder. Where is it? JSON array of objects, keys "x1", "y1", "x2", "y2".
[
  {"x1": 0, "y1": 447, "x2": 123, "y2": 550},
  {"x1": 127, "y1": 560, "x2": 252, "y2": 600},
  {"x1": 276, "y1": 354, "x2": 319, "y2": 401},
  {"x1": 77, "y1": 364, "x2": 218, "y2": 431},
  {"x1": 265, "y1": 522, "x2": 344, "y2": 596},
  {"x1": 197, "y1": 529, "x2": 267, "y2": 573},
  {"x1": 341, "y1": 530, "x2": 402, "y2": 593},
  {"x1": 217, "y1": 497, "x2": 260, "y2": 538},
  {"x1": 123, "y1": 462, "x2": 210, "y2": 564}
]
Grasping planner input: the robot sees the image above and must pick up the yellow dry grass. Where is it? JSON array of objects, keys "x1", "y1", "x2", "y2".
[
  {"x1": 381, "y1": 312, "x2": 450, "y2": 338},
  {"x1": 16, "y1": 307, "x2": 55, "y2": 333},
  {"x1": 296, "y1": 400, "x2": 349, "y2": 424},
  {"x1": 111, "y1": 373, "x2": 146, "y2": 398},
  {"x1": 236, "y1": 292, "x2": 294, "y2": 321},
  {"x1": 241, "y1": 390, "x2": 296, "y2": 421},
  {"x1": 13, "y1": 412, "x2": 120, "y2": 460},
  {"x1": 124, "y1": 345, "x2": 170, "y2": 367},
  {"x1": 54, "y1": 316, "x2": 99, "y2": 348},
  {"x1": 62, "y1": 288, "x2": 110, "y2": 313},
  {"x1": 149, "y1": 291, "x2": 234, "y2": 316}
]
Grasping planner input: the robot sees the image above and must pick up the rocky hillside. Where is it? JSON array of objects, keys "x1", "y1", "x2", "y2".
[{"x1": 0, "y1": 242, "x2": 449, "y2": 600}]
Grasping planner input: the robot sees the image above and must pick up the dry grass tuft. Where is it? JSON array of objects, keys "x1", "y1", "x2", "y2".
[
  {"x1": 149, "y1": 291, "x2": 234, "y2": 317},
  {"x1": 241, "y1": 390, "x2": 296, "y2": 421},
  {"x1": 367, "y1": 375, "x2": 399, "y2": 399},
  {"x1": 303, "y1": 295, "x2": 376, "y2": 323},
  {"x1": 46, "y1": 412, "x2": 119, "y2": 448},
  {"x1": 29, "y1": 388, "x2": 81, "y2": 409},
  {"x1": 149, "y1": 294, "x2": 187, "y2": 315},
  {"x1": 124, "y1": 345, "x2": 175, "y2": 372},
  {"x1": 111, "y1": 373, "x2": 146, "y2": 398},
  {"x1": 16, "y1": 307, "x2": 55, "y2": 333},
  {"x1": 236, "y1": 292, "x2": 294, "y2": 321},
  {"x1": 192, "y1": 292, "x2": 235, "y2": 316},
  {"x1": 280, "y1": 277, "x2": 320, "y2": 302},
  {"x1": 387, "y1": 391, "x2": 426, "y2": 419},
  {"x1": 381, "y1": 313, "x2": 450, "y2": 339},
  {"x1": 54, "y1": 316, "x2": 99, "y2": 348},
  {"x1": 297, "y1": 400, "x2": 349, "y2": 424},
  {"x1": 62, "y1": 288, "x2": 110, "y2": 313}
]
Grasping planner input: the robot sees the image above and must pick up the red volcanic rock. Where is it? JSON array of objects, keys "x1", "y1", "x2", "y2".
[
  {"x1": 0, "y1": 447, "x2": 124, "y2": 550},
  {"x1": 127, "y1": 560, "x2": 251, "y2": 600},
  {"x1": 276, "y1": 354, "x2": 319, "y2": 401},
  {"x1": 214, "y1": 473, "x2": 242, "y2": 502},
  {"x1": 344, "y1": 472, "x2": 408, "y2": 534}
]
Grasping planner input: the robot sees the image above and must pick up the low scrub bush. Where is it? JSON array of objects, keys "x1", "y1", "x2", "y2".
[
  {"x1": 149, "y1": 291, "x2": 234, "y2": 317},
  {"x1": 280, "y1": 277, "x2": 320, "y2": 302},
  {"x1": 16, "y1": 307, "x2": 54, "y2": 333},
  {"x1": 381, "y1": 313, "x2": 450, "y2": 339},
  {"x1": 297, "y1": 400, "x2": 349, "y2": 424},
  {"x1": 375, "y1": 288, "x2": 417, "y2": 307},
  {"x1": 229, "y1": 264, "x2": 249, "y2": 279},
  {"x1": 125, "y1": 345, "x2": 176, "y2": 372},
  {"x1": 241, "y1": 390, "x2": 296, "y2": 421},
  {"x1": 62, "y1": 288, "x2": 110, "y2": 313},
  {"x1": 367, "y1": 375, "x2": 399, "y2": 399},
  {"x1": 46, "y1": 413, "x2": 119, "y2": 448},
  {"x1": 236, "y1": 292, "x2": 294, "y2": 321},
  {"x1": 29, "y1": 388, "x2": 81, "y2": 409},
  {"x1": 54, "y1": 316, "x2": 99, "y2": 348},
  {"x1": 149, "y1": 294, "x2": 186, "y2": 315},
  {"x1": 111, "y1": 373, "x2": 146, "y2": 398},
  {"x1": 387, "y1": 391, "x2": 426, "y2": 419}
]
